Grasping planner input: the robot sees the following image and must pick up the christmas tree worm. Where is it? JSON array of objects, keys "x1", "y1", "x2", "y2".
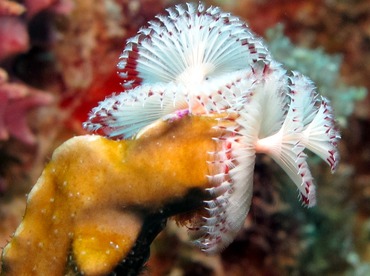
[{"x1": 85, "y1": 2, "x2": 340, "y2": 253}]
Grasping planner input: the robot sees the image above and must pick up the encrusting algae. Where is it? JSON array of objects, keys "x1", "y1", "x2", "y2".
[{"x1": 1, "y1": 115, "x2": 231, "y2": 275}]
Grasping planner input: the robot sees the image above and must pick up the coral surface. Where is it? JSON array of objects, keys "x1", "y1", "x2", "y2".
[{"x1": 1, "y1": 115, "x2": 226, "y2": 275}]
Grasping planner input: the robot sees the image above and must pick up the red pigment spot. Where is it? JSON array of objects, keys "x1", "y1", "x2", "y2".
[
  {"x1": 263, "y1": 63, "x2": 270, "y2": 74},
  {"x1": 327, "y1": 157, "x2": 335, "y2": 168},
  {"x1": 258, "y1": 53, "x2": 267, "y2": 59},
  {"x1": 241, "y1": 39, "x2": 248, "y2": 46},
  {"x1": 224, "y1": 166, "x2": 229, "y2": 174},
  {"x1": 225, "y1": 143, "x2": 232, "y2": 160},
  {"x1": 301, "y1": 193, "x2": 309, "y2": 205}
]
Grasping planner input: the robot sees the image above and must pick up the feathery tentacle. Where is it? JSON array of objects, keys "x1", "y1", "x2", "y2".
[
  {"x1": 83, "y1": 83, "x2": 188, "y2": 139},
  {"x1": 117, "y1": 2, "x2": 271, "y2": 89}
]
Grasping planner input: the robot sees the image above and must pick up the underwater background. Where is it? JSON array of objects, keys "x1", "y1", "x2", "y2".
[{"x1": 0, "y1": 0, "x2": 369, "y2": 275}]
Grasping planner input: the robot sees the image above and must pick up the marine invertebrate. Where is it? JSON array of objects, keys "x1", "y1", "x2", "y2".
[
  {"x1": 116, "y1": 2, "x2": 270, "y2": 89},
  {"x1": 84, "y1": 2, "x2": 340, "y2": 253},
  {"x1": 84, "y1": 2, "x2": 271, "y2": 138},
  {"x1": 265, "y1": 24, "x2": 367, "y2": 126},
  {"x1": 184, "y1": 61, "x2": 340, "y2": 253}
]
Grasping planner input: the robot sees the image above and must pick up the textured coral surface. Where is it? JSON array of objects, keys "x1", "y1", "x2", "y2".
[{"x1": 1, "y1": 115, "x2": 224, "y2": 275}]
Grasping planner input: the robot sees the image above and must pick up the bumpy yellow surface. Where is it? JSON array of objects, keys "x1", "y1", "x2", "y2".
[{"x1": 1, "y1": 115, "x2": 227, "y2": 276}]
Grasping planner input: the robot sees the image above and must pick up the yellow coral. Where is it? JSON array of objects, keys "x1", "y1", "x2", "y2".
[{"x1": 1, "y1": 115, "x2": 227, "y2": 276}]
